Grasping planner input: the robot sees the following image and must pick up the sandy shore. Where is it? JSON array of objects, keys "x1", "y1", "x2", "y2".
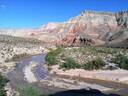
[
  {"x1": 23, "y1": 62, "x2": 38, "y2": 83},
  {"x1": 50, "y1": 65, "x2": 128, "y2": 84},
  {"x1": 41, "y1": 76, "x2": 112, "y2": 91}
]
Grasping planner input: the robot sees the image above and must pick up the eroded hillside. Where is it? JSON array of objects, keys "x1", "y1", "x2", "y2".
[{"x1": 0, "y1": 10, "x2": 128, "y2": 47}]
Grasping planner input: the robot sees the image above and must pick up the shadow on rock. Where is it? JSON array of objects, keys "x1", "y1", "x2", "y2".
[{"x1": 48, "y1": 89, "x2": 120, "y2": 96}]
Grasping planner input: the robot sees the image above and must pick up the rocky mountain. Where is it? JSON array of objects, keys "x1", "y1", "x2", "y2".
[
  {"x1": 0, "y1": 10, "x2": 128, "y2": 47},
  {"x1": 36, "y1": 10, "x2": 128, "y2": 47},
  {"x1": 115, "y1": 11, "x2": 128, "y2": 28}
]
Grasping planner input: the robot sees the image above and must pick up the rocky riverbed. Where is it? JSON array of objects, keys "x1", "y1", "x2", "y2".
[
  {"x1": 6, "y1": 53, "x2": 113, "y2": 94},
  {"x1": 6, "y1": 52, "x2": 128, "y2": 96}
]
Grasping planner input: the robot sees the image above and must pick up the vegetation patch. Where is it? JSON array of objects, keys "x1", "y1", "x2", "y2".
[
  {"x1": 82, "y1": 57, "x2": 106, "y2": 70},
  {"x1": 0, "y1": 74, "x2": 9, "y2": 96},
  {"x1": 0, "y1": 35, "x2": 43, "y2": 45},
  {"x1": 59, "y1": 58, "x2": 81, "y2": 70},
  {"x1": 112, "y1": 53, "x2": 128, "y2": 70},
  {"x1": 17, "y1": 85, "x2": 47, "y2": 96},
  {"x1": 45, "y1": 47, "x2": 64, "y2": 66},
  {"x1": 46, "y1": 46, "x2": 128, "y2": 70}
]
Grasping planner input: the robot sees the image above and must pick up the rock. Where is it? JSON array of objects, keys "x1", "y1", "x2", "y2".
[
  {"x1": 5, "y1": 83, "x2": 19, "y2": 96},
  {"x1": 105, "y1": 29, "x2": 128, "y2": 48},
  {"x1": 103, "y1": 62, "x2": 119, "y2": 70},
  {"x1": 116, "y1": 10, "x2": 128, "y2": 28}
]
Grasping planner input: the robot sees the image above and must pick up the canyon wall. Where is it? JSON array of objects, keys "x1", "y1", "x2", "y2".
[{"x1": 0, "y1": 10, "x2": 128, "y2": 47}]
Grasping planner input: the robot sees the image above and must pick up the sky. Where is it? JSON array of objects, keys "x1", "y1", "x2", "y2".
[{"x1": 0, "y1": 0, "x2": 128, "y2": 28}]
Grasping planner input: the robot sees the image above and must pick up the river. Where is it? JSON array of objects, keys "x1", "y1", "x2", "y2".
[
  {"x1": 7, "y1": 53, "x2": 128, "y2": 95},
  {"x1": 7, "y1": 53, "x2": 63, "y2": 94}
]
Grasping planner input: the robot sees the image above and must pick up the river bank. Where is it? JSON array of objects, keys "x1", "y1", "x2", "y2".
[
  {"x1": 6, "y1": 52, "x2": 128, "y2": 96},
  {"x1": 50, "y1": 65, "x2": 128, "y2": 84},
  {"x1": 1, "y1": 44, "x2": 127, "y2": 96}
]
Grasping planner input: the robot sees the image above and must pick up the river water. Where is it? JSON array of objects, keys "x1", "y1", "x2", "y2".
[
  {"x1": 7, "y1": 53, "x2": 61, "y2": 93},
  {"x1": 6, "y1": 53, "x2": 128, "y2": 95}
]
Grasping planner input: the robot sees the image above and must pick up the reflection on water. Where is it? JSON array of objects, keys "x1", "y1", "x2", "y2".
[{"x1": 7, "y1": 53, "x2": 48, "y2": 87}]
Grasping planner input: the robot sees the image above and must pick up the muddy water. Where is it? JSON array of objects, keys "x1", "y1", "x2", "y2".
[
  {"x1": 6, "y1": 53, "x2": 128, "y2": 95},
  {"x1": 7, "y1": 53, "x2": 61, "y2": 93}
]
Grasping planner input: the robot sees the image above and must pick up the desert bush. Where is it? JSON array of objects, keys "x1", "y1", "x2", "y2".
[
  {"x1": 76, "y1": 46, "x2": 119, "y2": 55},
  {"x1": 0, "y1": 74, "x2": 9, "y2": 96},
  {"x1": 45, "y1": 47, "x2": 64, "y2": 66},
  {"x1": 0, "y1": 35, "x2": 42, "y2": 45},
  {"x1": 82, "y1": 58, "x2": 106, "y2": 70},
  {"x1": 112, "y1": 53, "x2": 128, "y2": 70},
  {"x1": 59, "y1": 58, "x2": 81, "y2": 70}
]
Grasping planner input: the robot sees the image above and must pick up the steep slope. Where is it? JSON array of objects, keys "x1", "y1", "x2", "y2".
[
  {"x1": 37, "y1": 11, "x2": 121, "y2": 46},
  {"x1": 115, "y1": 10, "x2": 128, "y2": 28},
  {"x1": 105, "y1": 29, "x2": 128, "y2": 48},
  {"x1": 41, "y1": 10, "x2": 128, "y2": 47}
]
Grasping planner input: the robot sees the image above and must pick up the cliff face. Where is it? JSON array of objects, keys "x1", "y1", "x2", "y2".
[
  {"x1": 0, "y1": 10, "x2": 128, "y2": 47},
  {"x1": 67, "y1": 11, "x2": 118, "y2": 39},
  {"x1": 116, "y1": 11, "x2": 128, "y2": 28},
  {"x1": 37, "y1": 10, "x2": 128, "y2": 46},
  {"x1": 106, "y1": 11, "x2": 128, "y2": 47},
  {"x1": 40, "y1": 11, "x2": 128, "y2": 46}
]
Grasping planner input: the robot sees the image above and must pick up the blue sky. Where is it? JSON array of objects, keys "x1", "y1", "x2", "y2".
[{"x1": 0, "y1": 0, "x2": 128, "y2": 28}]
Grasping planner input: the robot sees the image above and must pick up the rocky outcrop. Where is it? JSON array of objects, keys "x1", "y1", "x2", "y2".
[
  {"x1": 105, "y1": 29, "x2": 128, "y2": 48},
  {"x1": 116, "y1": 10, "x2": 128, "y2": 28}
]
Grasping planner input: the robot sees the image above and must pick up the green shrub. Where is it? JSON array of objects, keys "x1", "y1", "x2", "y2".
[
  {"x1": 17, "y1": 85, "x2": 47, "y2": 96},
  {"x1": 45, "y1": 47, "x2": 64, "y2": 66},
  {"x1": 0, "y1": 74, "x2": 9, "y2": 96},
  {"x1": 82, "y1": 58, "x2": 105, "y2": 70},
  {"x1": 77, "y1": 46, "x2": 119, "y2": 55},
  {"x1": 112, "y1": 53, "x2": 128, "y2": 70},
  {"x1": 59, "y1": 58, "x2": 81, "y2": 70}
]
